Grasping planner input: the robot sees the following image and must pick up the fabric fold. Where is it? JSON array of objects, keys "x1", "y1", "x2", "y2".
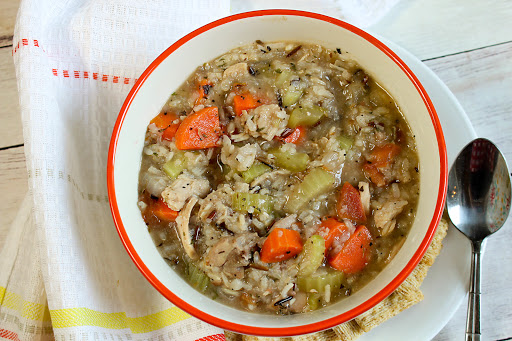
[
  {"x1": 0, "y1": 195, "x2": 54, "y2": 341},
  {"x1": 3, "y1": 1, "x2": 400, "y2": 340}
]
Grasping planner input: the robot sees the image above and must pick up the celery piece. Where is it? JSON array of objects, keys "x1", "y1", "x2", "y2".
[
  {"x1": 241, "y1": 162, "x2": 271, "y2": 183},
  {"x1": 282, "y1": 87, "x2": 303, "y2": 107},
  {"x1": 297, "y1": 269, "x2": 344, "y2": 294},
  {"x1": 188, "y1": 263, "x2": 210, "y2": 293},
  {"x1": 298, "y1": 235, "x2": 326, "y2": 276},
  {"x1": 285, "y1": 168, "x2": 335, "y2": 212},
  {"x1": 275, "y1": 68, "x2": 302, "y2": 107},
  {"x1": 306, "y1": 292, "x2": 323, "y2": 311},
  {"x1": 270, "y1": 147, "x2": 309, "y2": 173},
  {"x1": 276, "y1": 70, "x2": 293, "y2": 88},
  {"x1": 162, "y1": 154, "x2": 186, "y2": 179},
  {"x1": 288, "y1": 106, "x2": 326, "y2": 128},
  {"x1": 232, "y1": 193, "x2": 273, "y2": 214},
  {"x1": 337, "y1": 135, "x2": 354, "y2": 151}
]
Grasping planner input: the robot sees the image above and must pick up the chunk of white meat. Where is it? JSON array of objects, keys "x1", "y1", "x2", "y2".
[
  {"x1": 223, "y1": 62, "x2": 249, "y2": 80},
  {"x1": 141, "y1": 166, "x2": 170, "y2": 197},
  {"x1": 161, "y1": 175, "x2": 210, "y2": 211},
  {"x1": 206, "y1": 236, "x2": 234, "y2": 267},
  {"x1": 269, "y1": 214, "x2": 300, "y2": 232},
  {"x1": 374, "y1": 200, "x2": 408, "y2": 236},
  {"x1": 220, "y1": 136, "x2": 258, "y2": 172},
  {"x1": 240, "y1": 104, "x2": 289, "y2": 141},
  {"x1": 272, "y1": 214, "x2": 297, "y2": 230},
  {"x1": 250, "y1": 169, "x2": 290, "y2": 188},
  {"x1": 205, "y1": 233, "x2": 258, "y2": 279},
  {"x1": 175, "y1": 197, "x2": 199, "y2": 260},
  {"x1": 358, "y1": 181, "x2": 371, "y2": 215}
]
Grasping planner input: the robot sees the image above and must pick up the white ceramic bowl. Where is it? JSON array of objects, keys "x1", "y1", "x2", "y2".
[{"x1": 107, "y1": 10, "x2": 447, "y2": 337}]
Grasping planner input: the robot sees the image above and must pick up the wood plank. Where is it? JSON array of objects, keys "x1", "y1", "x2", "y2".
[
  {"x1": 0, "y1": 146, "x2": 27, "y2": 252},
  {"x1": 0, "y1": 0, "x2": 20, "y2": 47},
  {"x1": 425, "y1": 42, "x2": 512, "y2": 168},
  {"x1": 0, "y1": 46, "x2": 23, "y2": 148},
  {"x1": 1, "y1": 0, "x2": 510, "y2": 58},
  {"x1": 426, "y1": 43, "x2": 512, "y2": 340},
  {"x1": 372, "y1": 0, "x2": 512, "y2": 60}
]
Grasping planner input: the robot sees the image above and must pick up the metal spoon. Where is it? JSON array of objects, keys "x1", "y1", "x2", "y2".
[{"x1": 447, "y1": 138, "x2": 511, "y2": 341}]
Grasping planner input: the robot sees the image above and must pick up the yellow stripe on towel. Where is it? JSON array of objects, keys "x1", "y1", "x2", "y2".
[
  {"x1": 50, "y1": 306, "x2": 191, "y2": 333},
  {"x1": 0, "y1": 286, "x2": 191, "y2": 333},
  {"x1": 0, "y1": 286, "x2": 52, "y2": 322}
]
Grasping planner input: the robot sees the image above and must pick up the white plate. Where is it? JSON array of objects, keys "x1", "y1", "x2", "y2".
[{"x1": 357, "y1": 38, "x2": 475, "y2": 341}]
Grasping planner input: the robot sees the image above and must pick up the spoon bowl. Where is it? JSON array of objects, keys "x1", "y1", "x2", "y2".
[{"x1": 447, "y1": 138, "x2": 511, "y2": 341}]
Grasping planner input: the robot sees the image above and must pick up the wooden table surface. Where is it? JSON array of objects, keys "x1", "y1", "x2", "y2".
[{"x1": 0, "y1": 0, "x2": 511, "y2": 340}]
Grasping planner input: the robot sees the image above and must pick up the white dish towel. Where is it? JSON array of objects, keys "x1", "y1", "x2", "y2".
[{"x1": 2, "y1": 0, "x2": 399, "y2": 340}]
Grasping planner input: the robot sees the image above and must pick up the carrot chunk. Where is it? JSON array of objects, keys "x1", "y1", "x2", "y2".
[
  {"x1": 363, "y1": 163, "x2": 386, "y2": 187},
  {"x1": 149, "y1": 112, "x2": 180, "y2": 141},
  {"x1": 363, "y1": 143, "x2": 401, "y2": 186},
  {"x1": 328, "y1": 225, "x2": 372, "y2": 274},
  {"x1": 336, "y1": 182, "x2": 366, "y2": 224},
  {"x1": 233, "y1": 93, "x2": 261, "y2": 116},
  {"x1": 150, "y1": 112, "x2": 177, "y2": 130},
  {"x1": 151, "y1": 198, "x2": 179, "y2": 222},
  {"x1": 161, "y1": 123, "x2": 179, "y2": 141},
  {"x1": 175, "y1": 107, "x2": 221, "y2": 150},
  {"x1": 316, "y1": 218, "x2": 348, "y2": 253},
  {"x1": 260, "y1": 228, "x2": 303, "y2": 263},
  {"x1": 281, "y1": 126, "x2": 306, "y2": 144},
  {"x1": 368, "y1": 143, "x2": 401, "y2": 169}
]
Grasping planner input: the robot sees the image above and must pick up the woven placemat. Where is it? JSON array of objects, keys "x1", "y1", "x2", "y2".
[{"x1": 225, "y1": 219, "x2": 449, "y2": 341}]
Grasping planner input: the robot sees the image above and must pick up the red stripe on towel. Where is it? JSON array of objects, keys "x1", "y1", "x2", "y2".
[
  {"x1": 13, "y1": 39, "x2": 138, "y2": 85},
  {"x1": 194, "y1": 334, "x2": 226, "y2": 341},
  {"x1": 50, "y1": 68, "x2": 136, "y2": 85},
  {"x1": 0, "y1": 329, "x2": 21, "y2": 341},
  {"x1": 12, "y1": 39, "x2": 45, "y2": 54}
]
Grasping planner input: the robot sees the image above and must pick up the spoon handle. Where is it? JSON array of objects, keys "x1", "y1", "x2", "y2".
[{"x1": 466, "y1": 240, "x2": 482, "y2": 341}]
